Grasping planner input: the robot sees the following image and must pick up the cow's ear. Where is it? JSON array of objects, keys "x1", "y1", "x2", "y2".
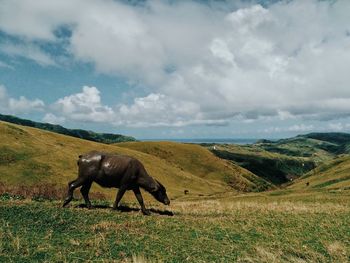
[{"x1": 138, "y1": 177, "x2": 159, "y2": 192}]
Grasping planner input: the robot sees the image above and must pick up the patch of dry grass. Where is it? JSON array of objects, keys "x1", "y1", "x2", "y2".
[
  {"x1": 0, "y1": 182, "x2": 107, "y2": 201},
  {"x1": 171, "y1": 199, "x2": 349, "y2": 215}
]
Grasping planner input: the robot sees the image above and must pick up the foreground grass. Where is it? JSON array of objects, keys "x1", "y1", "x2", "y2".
[{"x1": 1, "y1": 192, "x2": 349, "y2": 262}]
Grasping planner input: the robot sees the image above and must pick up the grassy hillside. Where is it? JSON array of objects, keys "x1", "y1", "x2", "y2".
[
  {"x1": 290, "y1": 155, "x2": 350, "y2": 190},
  {"x1": 118, "y1": 141, "x2": 271, "y2": 191},
  {"x1": 1, "y1": 190, "x2": 349, "y2": 262},
  {"x1": 0, "y1": 121, "x2": 270, "y2": 204},
  {"x1": 0, "y1": 113, "x2": 136, "y2": 144},
  {"x1": 301, "y1": 132, "x2": 350, "y2": 147},
  {"x1": 208, "y1": 144, "x2": 315, "y2": 185},
  {"x1": 208, "y1": 132, "x2": 350, "y2": 185},
  {"x1": 259, "y1": 135, "x2": 342, "y2": 161}
]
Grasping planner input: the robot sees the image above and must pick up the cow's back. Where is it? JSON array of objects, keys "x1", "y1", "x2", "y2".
[
  {"x1": 101, "y1": 154, "x2": 134, "y2": 176},
  {"x1": 78, "y1": 151, "x2": 105, "y2": 178}
]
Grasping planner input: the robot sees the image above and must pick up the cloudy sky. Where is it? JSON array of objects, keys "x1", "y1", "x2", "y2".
[{"x1": 0, "y1": 0, "x2": 350, "y2": 139}]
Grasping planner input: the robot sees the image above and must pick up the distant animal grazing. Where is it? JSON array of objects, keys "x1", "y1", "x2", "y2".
[
  {"x1": 306, "y1": 182, "x2": 310, "y2": 186},
  {"x1": 63, "y1": 151, "x2": 170, "y2": 215},
  {"x1": 184, "y1": 190, "x2": 189, "y2": 195}
]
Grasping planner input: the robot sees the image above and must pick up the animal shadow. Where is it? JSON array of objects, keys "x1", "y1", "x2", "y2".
[{"x1": 76, "y1": 204, "x2": 174, "y2": 216}]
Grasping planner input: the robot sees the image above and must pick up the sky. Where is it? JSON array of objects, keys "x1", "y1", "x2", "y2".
[{"x1": 0, "y1": 0, "x2": 350, "y2": 140}]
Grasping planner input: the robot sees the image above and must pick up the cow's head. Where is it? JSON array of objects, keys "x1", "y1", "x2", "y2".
[{"x1": 150, "y1": 180, "x2": 170, "y2": 205}]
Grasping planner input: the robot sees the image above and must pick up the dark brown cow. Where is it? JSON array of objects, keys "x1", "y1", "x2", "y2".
[{"x1": 63, "y1": 151, "x2": 170, "y2": 215}]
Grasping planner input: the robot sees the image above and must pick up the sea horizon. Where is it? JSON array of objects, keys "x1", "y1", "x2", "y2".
[{"x1": 139, "y1": 138, "x2": 271, "y2": 145}]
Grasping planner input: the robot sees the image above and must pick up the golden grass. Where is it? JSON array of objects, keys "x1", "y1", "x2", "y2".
[
  {"x1": 1, "y1": 121, "x2": 257, "y2": 199},
  {"x1": 118, "y1": 141, "x2": 267, "y2": 191},
  {"x1": 146, "y1": 189, "x2": 350, "y2": 217}
]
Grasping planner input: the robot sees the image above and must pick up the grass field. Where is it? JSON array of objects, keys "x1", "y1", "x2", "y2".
[
  {"x1": 0, "y1": 121, "x2": 269, "y2": 201},
  {"x1": 1, "y1": 120, "x2": 350, "y2": 262},
  {"x1": 1, "y1": 190, "x2": 349, "y2": 262}
]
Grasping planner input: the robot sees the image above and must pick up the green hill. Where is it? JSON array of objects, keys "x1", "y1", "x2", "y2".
[
  {"x1": 260, "y1": 133, "x2": 350, "y2": 159},
  {"x1": 209, "y1": 144, "x2": 315, "y2": 185},
  {"x1": 0, "y1": 113, "x2": 136, "y2": 144},
  {"x1": 207, "y1": 132, "x2": 350, "y2": 185},
  {"x1": 301, "y1": 132, "x2": 350, "y2": 146},
  {"x1": 0, "y1": 121, "x2": 270, "y2": 203},
  {"x1": 290, "y1": 155, "x2": 350, "y2": 190}
]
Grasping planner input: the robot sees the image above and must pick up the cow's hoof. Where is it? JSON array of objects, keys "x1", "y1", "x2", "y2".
[
  {"x1": 112, "y1": 206, "x2": 120, "y2": 211},
  {"x1": 142, "y1": 209, "x2": 151, "y2": 216}
]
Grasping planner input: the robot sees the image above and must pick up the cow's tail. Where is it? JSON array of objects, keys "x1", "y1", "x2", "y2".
[
  {"x1": 97, "y1": 154, "x2": 105, "y2": 170},
  {"x1": 77, "y1": 155, "x2": 83, "y2": 166}
]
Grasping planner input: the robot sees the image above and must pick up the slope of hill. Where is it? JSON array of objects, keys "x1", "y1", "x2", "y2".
[
  {"x1": 259, "y1": 134, "x2": 346, "y2": 161},
  {"x1": 0, "y1": 113, "x2": 136, "y2": 144},
  {"x1": 301, "y1": 132, "x2": 350, "y2": 147},
  {"x1": 118, "y1": 141, "x2": 272, "y2": 191},
  {"x1": 207, "y1": 132, "x2": 350, "y2": 185},
  {"x1": 209, "y1": 144, "x2": 315, "y2": 185},
  {"x1": 0, "y1": 121, "x2": 270, "y2": 203},
  {"x1": 290, "y1": 155, "x2": 350, "y2": 190}
]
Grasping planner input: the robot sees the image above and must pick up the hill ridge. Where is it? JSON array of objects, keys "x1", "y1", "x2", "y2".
[{"x1": 0, "y1": 113, "x2": 136, "y2": 144}]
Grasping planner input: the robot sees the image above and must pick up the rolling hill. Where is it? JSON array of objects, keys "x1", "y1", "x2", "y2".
[
  {"x1": 210, "y1": 144, "x2": 314, "y2": 185},
  {"x1": 290, "y1": 155, "x2": 350, "y2": 190},
  {"x1": 118, "y1": 141, "x2": 271, "y2": 191},
  {"x1": 0, "y1": 121, "x2": 270, "y2": 203},
  {"x1": 258, "y1": 133, "x2": 350, "y2": 160},
  {"x1": 206, "y1": 132, "x2": 350, "y2": 185},
  {"x1": 0, "y1": 113, "x2": 136, "y2": 144}
]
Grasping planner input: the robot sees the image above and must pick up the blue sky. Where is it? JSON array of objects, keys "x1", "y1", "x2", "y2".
[{"x1": 1, "y1": 0, "x2": 350, "y2": 139}]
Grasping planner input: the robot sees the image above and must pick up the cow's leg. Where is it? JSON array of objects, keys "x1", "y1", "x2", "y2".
[
  {"x1": 63, "y1": 178, "x2": 85, "y2": 207},
  {"x1": 112, "y1": 185, "x2": 127, "y2": 210},
  {"x1": 80, "y1": 181, "x2": 92, "y2": 209},
  {"x1": 133, "y1": 187, "x2": 150, "y2": 215}
]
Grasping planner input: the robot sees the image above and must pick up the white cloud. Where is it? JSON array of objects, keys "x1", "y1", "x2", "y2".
[
  {"x1": 0, "y1": 42, "x2": 56, "y2": 66},
  {"x1": 42, "y1": 113, "x2": 65, "y2": 124},
  {"x1": 287, "y1": 124, "x2": 314, "y2": 132},
  {"x1": 262, "y1": 124, "x2": 314, "y2": 134},
  {"x1": 1, "y1": 0, "x2": 350, "y2": 126},
  {"x1": 117, "y1": 93, "x2": 214, "y2": 127},
  {"x1": 51, "y1": 87, "x2": 227, "y2": 127},
  {"x1": 0, "y1": 85, "x2": 45, "y2": 113},
  {"x1": 328, "y1": 122, "x2": 344, "y2": 131},
  {"x1": 53, "y1": 86, "x2": 114, "y2": 122},
  {"x1": 8, "y1": 96, "x2": 45, "y2": 112}
]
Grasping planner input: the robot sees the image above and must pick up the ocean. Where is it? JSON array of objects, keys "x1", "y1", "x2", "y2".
[{"x1": 140, "y1": 138, "x2": 258, "y2": 145}]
